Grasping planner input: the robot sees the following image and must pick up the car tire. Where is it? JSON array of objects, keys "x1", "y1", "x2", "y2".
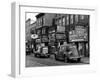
[
  {"x1": 34, "y1": 54, "x2": 37, "y2": 57},
  {"x1": 77, "y1": 58, "x2": 81, "y2": 62},
  {"x1": 47, "y1": 55, "x2": 50, "y2": 58},
  {"x1": 55, "y1": 54, "x2": 58, "y2": 60}
]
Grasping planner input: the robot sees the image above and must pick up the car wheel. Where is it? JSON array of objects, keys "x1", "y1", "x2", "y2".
[
  {"x1": 55, "y1": 54, "x2": 58, "y2": 60},
  {"x1": 77, "y1": 58, "x2": 81, "y2": 62},
  {"x1": 47, "y1": 55, "x2": 50, "y2": 58},
  {"x1": 34, "y1": 54, "x2": 37, "y2": 57}
]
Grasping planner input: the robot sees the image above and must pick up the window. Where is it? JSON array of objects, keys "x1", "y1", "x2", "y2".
[
  {"x1": 75, "y1": 15, "x2": 78, "y2": 23},
  {"x1": 37, "y1": 30, "x2": 41, "y2": 35},
  {"x1": 62, "y1": 17, "x2": 65, "y2": 26},
  {"x1": 37, "y1": 20, "x2": 39, "y2": 26},
  {"x1": 42, "y1": 28, "x2": 45, "y2": 34},
  {"x1": 43, "y1": 17, "x2": 45, "y2": 25},
  {"x1": 70, "y1": 14, "x2": 74, "y2": 24},
  {"x1": 80, "y1": 15, "x2": 84, "y2": 20},
  {"x1": 58, "y1": 18, "x2": 62, "y2": 26},
  {"x1": 55, "y1": 19, "x2": 57, "y2": 25},
  {"x1": 56, "y1": 19, "x2": 59, "y2": 25},
  {"x1": 38, "y1": 19, "x2": 40, "y2": 26},
  {"x1": 66, "y1": 15, "x2": 69, "y2": 25},
  {"x1": 40, "y1": 18, "x2": 42, "y2": 25}
]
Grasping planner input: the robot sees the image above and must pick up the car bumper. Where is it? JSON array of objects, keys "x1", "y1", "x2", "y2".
[{"x1": 35, "y1": 53, "x2": 50, "y2": 57}]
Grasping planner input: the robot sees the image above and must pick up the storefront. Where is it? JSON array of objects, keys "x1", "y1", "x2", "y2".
[
  {"x1": 48, "y1": 26, "x2": 56, "y2": 54},
  {"x1": 69, "y1": 26, "x2": 89, "y2": 57}
]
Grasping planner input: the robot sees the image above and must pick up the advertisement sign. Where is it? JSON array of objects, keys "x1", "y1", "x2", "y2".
[
  {"x1": 42, "y1": 47, "x2": 48, "y2": 54},
  {"x1": 56, "y1": 33, "x2": 66, "y2": 39},
  {"x1": 42, "y1": 36, "x2": 48, "y2": 42},
  {"x1": 69, "y1": 27, "x2": 88, "y2": 42},
  {"x1": 49, "y1": 33, "x2": 55, "y2": 42},
  {"x1": 36, "y1": 39, "x2": 41, "y2": 43},
  {"x1": 57, "y1": 26, "x2": 65, "y2": 32},
  {"x1": 31, "y1": 34, "x2": 38, "y2": 39}
]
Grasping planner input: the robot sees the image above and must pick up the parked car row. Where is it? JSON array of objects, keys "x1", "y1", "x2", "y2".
[{"x1": 26, "y1": 43, "x2": 83, "y2": 63}]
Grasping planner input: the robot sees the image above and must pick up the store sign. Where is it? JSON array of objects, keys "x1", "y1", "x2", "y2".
[
  {"x1": 42, "y1": 36, "x2": 48, "y2": 42},
  {"x1": 31, "y1": 34, "x2": 38, "y2": 39},
  {"x1": 49, "y1": 33, "x2": 55, "y2": 41},
  {"x1": 56, "y1": 34, "x2": 66, "y2": 39},
  {"x1": 48, "y1": 30, "x2": 55, "y2": 33},
  {"x1": 36, "y1": 39, "x2": 41, "y2": 43},
  {"x1": 69, "y1": 27, "x2": 88, "y2": 42},
  {"x1": 57, "y1": 26, "x2": 65, "y2": 32},
  {"x1": 42, "y1": 47, "x2": 48, "y2": 54}
]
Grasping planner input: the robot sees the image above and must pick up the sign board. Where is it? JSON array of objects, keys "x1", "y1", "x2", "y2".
[
  {"x1": 36, "y1": 39, "x2": 41, "y2": 43},
  {"x1": 49, "y1": 33, "x2": 55, "y2": 41},
  {"x1": 42, "y1": 36, "x2": 48, "y2": 42},
  {"x1": 57, "y1": 26, "x2": 65, "y2": 32},
  {"x1": 69, "y1": 27, "x2": 88, "y2": 42},
  {"x1": 31, "y1": 34, "x2": 38, "y2": 39},
  {"x1": 42, "y1": 47, "x2": 48, "y2": 54},
  {"x1": 56, "y1": 33, "x2": 66, "y2": 39}
]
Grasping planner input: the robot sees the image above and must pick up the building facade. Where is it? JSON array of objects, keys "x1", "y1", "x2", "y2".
[
  {"x1": 53, "y1": 14, "x2": 89, "y2": 57},
  {"x1": 29, "y1": 13, "x2": 89, "y2": 57},
  {"x1": 25, "y1": 18, "x2": 31, "y2": 41},
  {"x1": 35, "y1": 13, "x2": 56, "y2": 46}
]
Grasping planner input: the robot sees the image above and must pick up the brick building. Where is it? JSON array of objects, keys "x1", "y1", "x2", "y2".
[
  {"x1": 35, "y1": 13, "x2": 56, "y2": 45},
  {"x1": 54, "y1": 14, "x2": 89, "y2": 57},
  {"x1": 25, "y1": 18, "x2": 31, "y2": 41}
]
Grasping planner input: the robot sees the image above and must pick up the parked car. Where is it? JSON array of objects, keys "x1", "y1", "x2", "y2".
[
  {"x1": 54, "y1": 44, "x2": 83, "y2": 62},
  {"x1": 34, "y1": 46, "x2": 50, "y2": 58}
]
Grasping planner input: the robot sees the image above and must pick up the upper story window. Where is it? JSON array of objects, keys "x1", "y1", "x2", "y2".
[
  {"x1": 37, "y1": 30, "x2": 41, "y2": 35},
  {"x1": 43, "y1": 17, "x2": 45, "y2": 25},
  {"x1": 80, "y1": 15, "x2": 84, "y2": 20},
  {"x1": 58, "y1": 18, "x2": 62, "y2": 26},
  {"x1": 42, "y1": 28, "x2": 46, "y2": 34},
  {"x1": 70, "y1": 14, "x2": 74, "y2": 24},
  {"x1": 40, "y1": 18, "x2": 42, "y2": 25},
  {"x1": 75, "y1": 15, "x2": 78, "y2": 23},
  {"x1": 66, "y1": 15, "x2": 69, "y2": 25},
  {"x1": 36, "y1": 20, "x2": 38, "y2": 26},
  {"x1": 54, "y1": 19, "x2": 57, "y2": 25},
  {"x1": 38, "y1": 19, "x2": 40, "y2": 26},
  {"x1": 62, "y1": 17, "x2": 65, "y2": 26}
]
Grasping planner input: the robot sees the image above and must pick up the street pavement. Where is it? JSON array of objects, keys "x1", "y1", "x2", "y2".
[{"x1": 26, "y1": 54, "x2": 89, "y2": 67}]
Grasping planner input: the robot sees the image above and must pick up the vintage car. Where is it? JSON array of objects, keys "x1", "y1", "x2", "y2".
[
  {"x1": 34, "y1": 46, "x2": 50, "y2": 58},
  {"x1": 54, "y1": 44, "x2": 83, "y2": 62}
]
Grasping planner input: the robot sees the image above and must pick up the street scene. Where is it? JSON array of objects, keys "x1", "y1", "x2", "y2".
[{"x1": 25, "y1": 13, "x2": 90, "y2": 67}]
